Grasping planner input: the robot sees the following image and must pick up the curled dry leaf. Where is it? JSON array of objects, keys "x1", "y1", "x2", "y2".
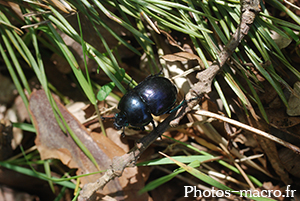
[
  {"x1": 266, "y1": 108, "x2": 300, "y2": 129},
  {"x1": 278, "y1": 148, "x2": 300, "y2": 178},
  {"x1": 29, "y1": 90, "x2": 151, "y2": 200},
  {"x1": 257, "y1": 136, "x2": 292, "y2": 185},
  {"x1": 287, "y1": 81, "x2": 300, "y2": 116},
  {"x1": 29, "y1": 90, "x2": 121, "y2": 190},
  {"x1": 270, "y1": 30, "x2": 292, "y2": 49},
  {"x1": 162, "y1": 52, "x2": 205, "y2": 69}
]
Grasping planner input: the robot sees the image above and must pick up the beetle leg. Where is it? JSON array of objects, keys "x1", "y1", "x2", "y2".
[
  {"x1": 150, "y1": 120, "x2": 162, "y2": 139},
  {"x1": 168, "y1": 100, "x2": 186, "y2": 114},
  {"x1": 150, "y1": 120, "x2": 156, "y2": 129},
  {"x1": 121, "y1": 127, "x2": 126, "y2": 138},
  {"x1": 168, "y1": 92, "x2": 203, "y2": 114}
]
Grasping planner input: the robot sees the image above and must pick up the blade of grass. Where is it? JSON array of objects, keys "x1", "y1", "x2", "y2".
[
  {"x1": 254, "y1": 20, "x2": 285, "y2": 59},
  {"x1": 0, "y1": 161, "x2": 76, "y2": 189},
  {"x1": 245, "y1": 48, "x2": 288, "y2": 107},
  {"x1": 0, "y1": 39, "x2": 30, "y2": 112},
  {"x1": 0, "y1": 27, "x2": 31, "y2": 94},
  {"x1": 80, "y1": 0, "x2": 153, "y2": 44},
  {"x1": 210, "y1": 2, "x2": 230, "y2": 41},
  {"x1": 163, "y1": 135, "x2": 263, "y2": 186},
  {"x1": 259, "y1": 13, "x2": 300, "y2": 31},
  {"x1": 241, "y1": 71, "x2": 269, "y2": 122},
  {"x1": 264, "y1": 44, "x2": 300, "y2": 80},
  {"x1": 214, "y1": 80, "x2": 231, "y2": 117},
  {"x1": 265, "y1": 0, "x2": 300, "y2": 26},
  {"x1": 44, "y1": 9, "x2": 127, "y2": 93},
  {"x1": 54, "y1": 186, "x2": 67, "y2": 201},
  {"x1": 44, "y1": 160, "x2": 55, "y2": 193},
  {"x1": 48, "y1": 23, "x2": 96, "y2": 104},
  {"x1": 12, "y1": 123, "x2": 36, "y2": 132},
  {"x1": 137, "y1": 155, "x2": 215, "y2": 166},
  {"x1": 160, "y1": 152, "x2": 274, "y2": 201},
  {"x1": 223, "y1": 71, "x2": 249, "y2": 106},
  {"x1": 139, "y1": 160, "x2": 201, "y2": 194}
]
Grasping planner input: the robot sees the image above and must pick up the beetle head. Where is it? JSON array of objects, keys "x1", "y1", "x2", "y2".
[{"x1": 113, "y1": 112, "x2": 128, "y2": 130}]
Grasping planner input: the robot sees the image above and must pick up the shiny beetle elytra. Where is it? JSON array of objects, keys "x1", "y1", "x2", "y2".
[{"x1": 113, "y1": 73, "x2": 177, "y2": 135}]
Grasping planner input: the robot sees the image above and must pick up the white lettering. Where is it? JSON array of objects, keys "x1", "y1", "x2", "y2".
[{"x1": 184, "y1": 186, "x2": 194, "y2": 197}]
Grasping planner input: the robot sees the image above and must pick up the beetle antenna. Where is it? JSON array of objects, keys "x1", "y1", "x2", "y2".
[
  {"x1": 101, "y1": 116, "x2": 115, "y2": 120},
  {"x1": 188, "y1": 89, "x2": 204, "y2": 102}
]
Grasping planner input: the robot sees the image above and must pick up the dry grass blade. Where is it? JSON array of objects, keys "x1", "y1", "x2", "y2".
[{"x1": 196, "y1": 110, "x2": 300, "y2": 154}]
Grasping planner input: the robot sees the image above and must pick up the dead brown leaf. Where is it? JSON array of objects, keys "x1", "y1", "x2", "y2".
[
  {"x1": 162, "y1": 52, "x2": 205, "y2": 70},
  {"x1": 160, "y1": 29, "x2": 185, "y2": 51},
  {"x1": 29, "y1": 89, "x2": 151, "y2": 200},
  {"x1": 29, "y1": 90, "x2": 121, "y2": 188},
  {"x1": 278, "y1": 148, "x2": 300, "y2": 178},
  {"x1": 257, "y1": 136, "x2": 292, "y2": 184},
  {"x1": 266, "y1": 108, "x2": 300, "y2": 129}
]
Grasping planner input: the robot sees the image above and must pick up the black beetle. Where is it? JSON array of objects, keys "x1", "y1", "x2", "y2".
[{"x1": 113, "y1": 73, "x2": 178, "y2": 135}]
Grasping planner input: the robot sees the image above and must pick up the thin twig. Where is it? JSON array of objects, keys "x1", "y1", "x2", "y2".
[
  {"x1": 171, "y1": 0, "x2": 261, "y2": 125},
  {"x1": 79, "y1": 104, "x2": 187, "y2": 200}
]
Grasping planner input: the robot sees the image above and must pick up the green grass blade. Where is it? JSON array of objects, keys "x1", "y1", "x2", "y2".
[
  {"x1": 54, "y1": 186, "x2": 67, "y2": 201},
  {"x1": 246, "y1": 49, "x2": 288, "y2": 107},
  {"x1": 137, "y1": 155, "x2": 215, "y2": 166},
  {"x1": 139, "y1": 160, "x2": 200, "y2": 194},
  {"x1": 44, "y1": 160, "x2": 55, "y2": 192},
  {"x1": 259, "y1": 13, "x2": 300, "y2": 31},
  {"x1": 162, "y1": 154, "x2": 274, "y2": 201},
  {"x1": 214, "y1": 80, "x2": 231, "y2": 117},
  {"x1": 0, "y1": 39, "x2": 30, "y2": 111},
  {"x1": 265, "y1": 0, "x2": 300, "y2": 26},
  {"x1": 0, "y1": 161, "x2": 76, "y2": 189},
  {"x1": 223, "y1": 71, "x2": 249, "y2": 106},
  {"x1": 0, "y1": 28, "x2": 31, "y2": 94},
  {"x1": 12, "y1": 123, "x2": 36, "y2": 132},
  {"x1": 47, "y1": 23, "x2": 97, "y2": 104},
  {"x1": 89, "y1": 0, "x2": 153, "y2": 43},
  {"x1": 163, "y1": 135, "x2": 263, "y2": 186},
  {"x1": 242, "y1": 72, "x2": 269, "y2": 122}
]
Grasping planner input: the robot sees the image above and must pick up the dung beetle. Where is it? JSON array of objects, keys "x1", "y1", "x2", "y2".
[{"x1": 113, "y1": 73, "x2": 178, "y2": 136}]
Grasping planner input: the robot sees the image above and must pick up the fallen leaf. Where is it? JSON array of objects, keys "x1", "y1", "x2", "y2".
[
  {"x1": 29, "y1": 90, "x2": 123, "y2": 197},
  {"x1": 162, "y1": 52, "x2": 205, "y2": 69},
  {"x1": 160, "y1": 29, "x2": 185, "y2": 51},
  {"x1": 278, "y1": 147, "x2": 300, "y2": 178},
  {"x1": 270, "y1": 30, "x2": 292, "y2": 49},
  {"x1": 257, "y1": 136, "x2": 292, "y2": 185},
  {"x1": 287, "y1": 81, "x2": 300, "y2": 116},
  {"x1": 266, "y1": 108, "x2": 300, "y2": 128},
  {"x1": 29, "y1": 89, "x2": 151, "y2": 200}
]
